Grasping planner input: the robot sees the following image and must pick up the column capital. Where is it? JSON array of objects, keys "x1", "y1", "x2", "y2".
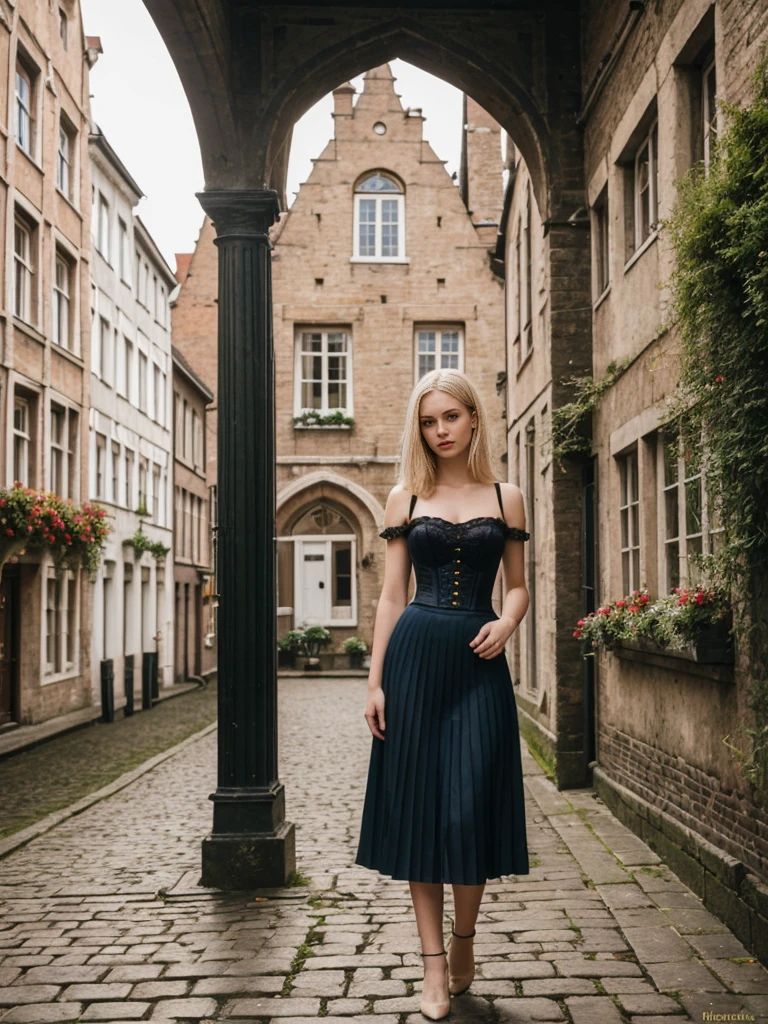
[{"x1": 196, "y1": 188, "x2": 280, "y2": 240}]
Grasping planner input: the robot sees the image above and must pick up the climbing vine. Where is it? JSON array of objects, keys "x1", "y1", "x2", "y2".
[
  {"x1": 659, "y1": 56, "x2": 768, "y2": 794},
  {"x1": 549, "y1": 358, "x2": 632, "y2": 469}
]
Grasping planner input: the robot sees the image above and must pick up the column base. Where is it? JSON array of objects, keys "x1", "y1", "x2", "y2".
[{"x1": 201, "y1": 820, "x2": 296, "y2": 889}]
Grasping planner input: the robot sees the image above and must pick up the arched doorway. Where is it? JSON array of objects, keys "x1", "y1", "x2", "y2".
[
  {"x1": 283, "y1": 502, "x2": 357, "y2": 630},
  {"x1": 142, "y1": 1, "x2": 591, "y2": 888}
]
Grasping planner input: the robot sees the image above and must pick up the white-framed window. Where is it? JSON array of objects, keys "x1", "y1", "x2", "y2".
[
  {"x1": 122, "y1": 336, "x2": 134, "y2": 401},
  {"x1": 194, "y1": 410, "x2": 204, "y2": 472},
  {"x1": 49, "y1": 403, "x2": 78, "y2": 500},
  {"x1": 152, "y1": 463, "x2": 161, "y2": 522},
  {"x1": 97, "y1": 193, "x2": 110, "y2": 261},
  {"x1": 98, "y1": 316, "x2": 113, "y2": 385},
  {"x1": 632, "y1": 119, "x2": 659, "y2": 253},
  {"x1": 44, "y1": 564, "x2": 78, "y2": 678},
  {"x1": 138, "y1": 456, "x2": 148, "y2": 512},
  {"x1": 519, "y1": 183, "x2": 533, "y2": 353},
  {"x1": 415, "y1": 326, "x2": 462, "y2": 379},
  {"x1": 191, "y1": 408, "x2": 200, "y2": 466},
  {"x1": 657, "y1": 426, "x2": 724, "y2": 592},
  {"x1": 94, "y1": 432, "x2": 107, "y2": 499},
  {"x1": 352, "y1": 172, "x2": 406, "y2": 261},
  {"x1": 53, "y1": 251, "x2": 72, "y2": 349},
  {"x1": 111, "y1": 440, "x2": 120, "y2": 504},
  {"x1": 702, "y1": 56, "x2": 718, "y2": 174},
  {"x1": 141, "y1": 261, "x2": 150, "y2": 308},
  {"x1": 124, "y1": 448, "x2": 134, "y2": 508},
  {"x1": 157, "y1": 283, "x2": 167, "y2": 327},
  {"x1": 593, "y1": 185, "x2": 610, "y2": 298},
  {"x1": 295, "y1": 328, "x2": 351, "y2": 415},
  {"x1": 153, "y1": 363, "x2": 164, "y2": 425},
  {"x1": 14, "y1": 214, "x2": 35, "y2": 325},
  {"x1": 57, "y1": 116, "x2": 75, "y2": 199},
  {"x1": 50, "y1": 404, "x2": 65, "y2": 495},
  {"x1": 15, "y1": 60, "x2": 34, "y2": 156},
  {"x1": 183, "y1": 399, "x2": 192, "y2": 461},
  {"x1": 618, "y1": 448, "x2": 641, "y2": 593},
  {"x1": 59, "y1": 8, "x2": 68, "y2": 48},
  {"x1": 138, "y1": 351, "x2": 148, "y2": 411},
  {"x1": 13, "y1": 391, "x2": 34, "y2": 486},
  {"x1": 118, "y1": 219, "x2": 130, "y2": 283}
]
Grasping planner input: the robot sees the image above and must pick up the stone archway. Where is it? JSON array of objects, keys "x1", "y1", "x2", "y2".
[{"x1": 142, "y1": 0, "x2": 592, "y2": 887}]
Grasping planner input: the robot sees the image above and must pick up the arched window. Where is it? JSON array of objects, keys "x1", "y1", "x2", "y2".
[{"x1": 352, "y1": 171, "x2": 406, "y2": 262}]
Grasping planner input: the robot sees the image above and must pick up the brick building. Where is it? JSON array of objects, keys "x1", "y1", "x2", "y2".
[
  {"x1": 88, "y1": 127, "x2": 176, "y2": 710},
  {"x1": 0, "y1": 3, "x2": 94, "y2": 726},
  {"x1": 172, "y1": 64, "x2": 506, "y2": 662},
  {"x1": 171, "y1": 342, "x2": 214, "y2": 682},
  {"x1": 502, "y1": 0, "x2": 768, "y2": 890}
]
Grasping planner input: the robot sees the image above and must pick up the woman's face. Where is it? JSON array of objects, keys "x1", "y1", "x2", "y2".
[{"x1": 418, "y1": 390, "x2": 477, "y2": 459}]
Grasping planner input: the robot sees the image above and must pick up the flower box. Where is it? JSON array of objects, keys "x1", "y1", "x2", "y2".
[{"x1": 616, "y1": 625, "x2": 734, "y2": 665}]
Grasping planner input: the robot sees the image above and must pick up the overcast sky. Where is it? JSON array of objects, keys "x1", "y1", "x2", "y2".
[{"x1": 80, "y1": 0, "x2": 463, "y2": 269}]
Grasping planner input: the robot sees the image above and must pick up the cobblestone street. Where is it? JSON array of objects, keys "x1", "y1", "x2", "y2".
[{"x1": 0, "y1": 676, "x2": 766, "y2": 1023}]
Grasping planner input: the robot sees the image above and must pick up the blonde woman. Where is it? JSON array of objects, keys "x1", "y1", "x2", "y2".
[{"x1": 354, "y1": 369, "x2": 531, "y2": 1020}]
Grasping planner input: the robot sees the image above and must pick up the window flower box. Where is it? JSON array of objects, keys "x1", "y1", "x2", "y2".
[
  {"x1": 574, "y1": 586, "x2": 733, "y2": 665},
  {"x1": 615, "y1": 618, "x2": 734, "y2": 665},
  {"x1": 293, "y1": 410, "x2": 354, "y2": 429}
]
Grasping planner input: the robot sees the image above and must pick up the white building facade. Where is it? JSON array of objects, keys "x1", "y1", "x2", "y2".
[{"x1": 88, "y1": 127, "x2": 175, "y2": 707}]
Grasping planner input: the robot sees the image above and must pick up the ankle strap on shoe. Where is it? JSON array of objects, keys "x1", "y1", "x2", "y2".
[
  {"x1": 422, "y1": 949, "x2": 446, "y2": 956},
  {"x1": 451, "y1": 927, "x2": 476, "y2": 938}
]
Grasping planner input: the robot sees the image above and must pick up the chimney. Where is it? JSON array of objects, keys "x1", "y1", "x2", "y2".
[
  {"x1": 333, "y1": 82, "x2": 355, "y2": 119},
  {"x1": 460, "y1": 95, "x2": 504, "y2": 246},
  {"x1": 85, "y1": 35, "x2": 103, "y2": 68}
]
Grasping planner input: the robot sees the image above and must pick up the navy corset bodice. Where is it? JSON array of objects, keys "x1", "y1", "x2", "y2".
[{"x1": 379, "y1": 516, "x2": 530, "y2": 612}]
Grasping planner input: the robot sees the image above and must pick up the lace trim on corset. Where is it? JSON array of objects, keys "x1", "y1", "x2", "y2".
[{"x1": 379, "y1": 516, "x2": 530, "y2": 542}]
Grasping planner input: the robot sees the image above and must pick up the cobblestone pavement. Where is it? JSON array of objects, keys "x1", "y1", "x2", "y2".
[
  {"x1": 0, "y1": 682, "x2": 218, "y2": 839},
  {"x1": 0, "y1": 676, "x2": 766, "y2": 1023}
]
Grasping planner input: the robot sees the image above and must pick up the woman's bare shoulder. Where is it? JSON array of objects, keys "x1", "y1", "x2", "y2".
[
  {"x1": 383, "y1": 483, "x2": 413, "y2": 527},
  {"x1": 497, "y1": 482, "x2": 526, "y2": 526}
]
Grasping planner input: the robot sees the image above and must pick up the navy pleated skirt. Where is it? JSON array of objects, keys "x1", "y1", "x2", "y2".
[{"x1": 354, "y1": 602, "x2": 529, "y2": 884}]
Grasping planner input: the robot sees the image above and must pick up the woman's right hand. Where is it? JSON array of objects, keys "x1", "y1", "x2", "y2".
[{"x1": 364, "y1": 686, "x2": 386, "y2": 740}]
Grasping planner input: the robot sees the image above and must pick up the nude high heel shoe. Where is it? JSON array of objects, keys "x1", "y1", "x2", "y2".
[
  {"x1": 419, "y1": 949, "x2": 450, "y2": 1020},
  {"x1": 447, "y1": 918, "x2": 476, "y2": 996}
]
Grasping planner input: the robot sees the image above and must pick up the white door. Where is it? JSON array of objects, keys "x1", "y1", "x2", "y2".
[{"x1": 300, "y1": 541, "x2": 329, "y2": 624}]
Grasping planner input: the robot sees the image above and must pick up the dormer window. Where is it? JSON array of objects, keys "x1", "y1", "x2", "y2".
[{"x1": 352, "y1": 172, "x2": 407, "y2": 262}]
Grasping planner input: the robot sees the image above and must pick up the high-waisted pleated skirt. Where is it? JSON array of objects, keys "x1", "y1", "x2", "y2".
[{"x1": 354, "y1": 602, "x2": 529, "y2": 884}]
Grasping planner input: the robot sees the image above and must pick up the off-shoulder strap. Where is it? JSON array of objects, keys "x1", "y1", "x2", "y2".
[
  {"x1": 505, "y1": 525, "x2": 531, "y2": 541},
  {"x1": 379, "y1": 493, "x2": 419, "y2": 540},
  {"x1": 494, "y1": 481, "x2": 507, "y2": 524}
]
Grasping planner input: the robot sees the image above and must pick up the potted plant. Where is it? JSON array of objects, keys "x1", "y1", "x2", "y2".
[
  {"x1": 342, "y1": 636, "x2": 368, "y2": 668},
  {"x1": 277, "y1": 629, "x2": 304, "y2": 668},
  {"x1": 300, "y1": 625, "x2": 332, "y2": 670}
]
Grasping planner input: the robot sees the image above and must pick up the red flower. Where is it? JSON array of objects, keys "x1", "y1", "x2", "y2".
[
  {"x1": 639, "y1": 595, "x2": 649, "y2": 604},
  {"x1": 616, "y1": 599, "x2": 626, "y2": 607},
  {"x1": 629, "y1": 604, "x2": 640, "y2": 613},
  {"x1": 577, "y1": 618, "x2": 585, "y2": 626},
  {"x1": 715, "y1": 375, "x2": 723, "y2": 382},
  {"x1": 6, "y1": 528, "x2": 14, "y2": 536}
]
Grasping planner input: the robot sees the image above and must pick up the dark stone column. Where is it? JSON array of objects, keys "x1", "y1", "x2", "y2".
[{"x1": 197, "y1": 188, "x2": 296, "y2": 888}]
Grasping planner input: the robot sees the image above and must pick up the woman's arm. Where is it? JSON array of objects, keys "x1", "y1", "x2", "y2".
[
  {"x1": 470, "y1": 482, "x2": 530, "y2": 658},
  {"x1": 364, "y1": 485, "x2": 413, "y2": 738}
]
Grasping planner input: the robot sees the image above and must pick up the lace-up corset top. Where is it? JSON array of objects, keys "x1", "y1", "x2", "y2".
[{"x1": 379, "y1": 482, "x2": 530, "y2": 612}]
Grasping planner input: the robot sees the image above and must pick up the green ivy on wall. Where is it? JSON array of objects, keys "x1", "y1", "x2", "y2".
[
  {"x1": 549, "y1": 358, "x2": 632, "y2": 469},
  {"x1": 660, "y1": 56, "x2": 768, "y2": 795}
]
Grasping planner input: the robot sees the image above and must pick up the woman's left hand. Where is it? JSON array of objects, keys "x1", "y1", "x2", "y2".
[{"x1": 469, "y1": 616, "x2": 517, "y2": 659}]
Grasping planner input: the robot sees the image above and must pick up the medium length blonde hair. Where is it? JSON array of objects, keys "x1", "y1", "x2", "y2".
[{"x1": 399, "y1": 370, "x2": 497, "y2": 498}]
